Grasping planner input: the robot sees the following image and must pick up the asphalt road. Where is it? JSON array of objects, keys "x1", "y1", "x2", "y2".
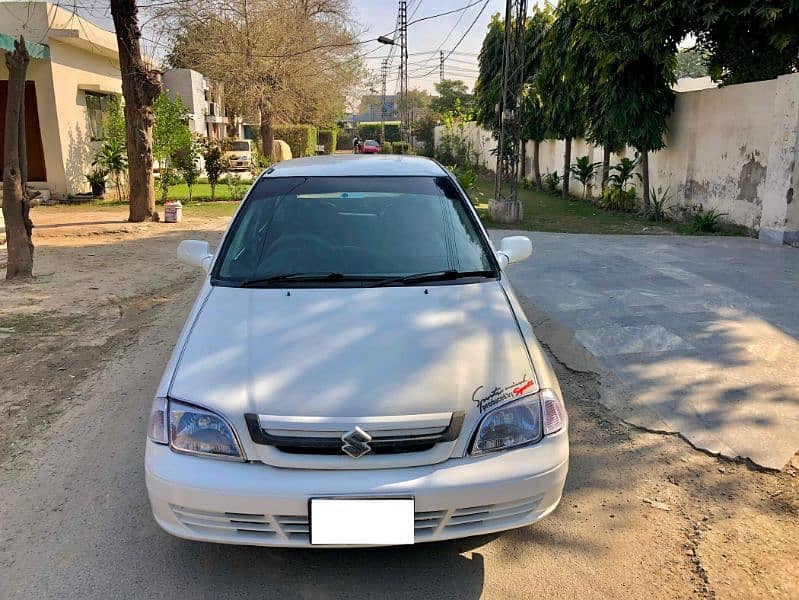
[{"x1": 1, "y1": 281, "x2": 795, "y2": 599}]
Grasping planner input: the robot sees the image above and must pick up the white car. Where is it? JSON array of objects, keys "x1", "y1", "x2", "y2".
[{"x1": 145, "y1": 155, "x2": 569, "y2": 547}]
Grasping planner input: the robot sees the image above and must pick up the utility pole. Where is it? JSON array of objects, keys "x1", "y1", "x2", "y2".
[
  {"x1": 490, "y1": 0, "x2": 527, "y2": 224},
  {"x1": 399, "y1": 0, "x2": 408, "y2": 143},
  {"x1": 380, "y1": 58, "x2": 388, "y2": 142},
  {"x1": 440, "y1": 50, "x2": 445, "y2": 83}
]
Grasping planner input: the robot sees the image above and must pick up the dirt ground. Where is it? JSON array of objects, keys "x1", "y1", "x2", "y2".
[{"x1": 0, "y1": 206, "x2": 796, "y2": 599}]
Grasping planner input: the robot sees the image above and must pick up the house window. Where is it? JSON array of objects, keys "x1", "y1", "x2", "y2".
[{"x1": 85, "y1": 92, "x2": 112, "y2": 140}]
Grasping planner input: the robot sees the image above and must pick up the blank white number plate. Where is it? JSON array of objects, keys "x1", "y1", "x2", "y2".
[{"x1": 310, "y1": 498, "x2": 415, "y2": 545}]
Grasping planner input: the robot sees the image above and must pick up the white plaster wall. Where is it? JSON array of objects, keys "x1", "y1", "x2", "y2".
[
  {"x1": 435, "y1": 75, "x2": 796, "y2": 232},
  {"x1": 162, "y1": 68, "x2": 207, "y2": 136},
  {"x1": 47, "y1": 40, "x2": 122, "y2": 195}
]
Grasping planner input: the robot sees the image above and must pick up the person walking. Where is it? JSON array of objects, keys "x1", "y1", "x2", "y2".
[{"x1": 352, "y1": 135, "x2": 360, "y2": 154}]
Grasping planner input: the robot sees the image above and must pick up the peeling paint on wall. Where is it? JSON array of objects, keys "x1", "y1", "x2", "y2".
[{"x1": 736, "y1": 156, "x2": 767, "y2": 205}]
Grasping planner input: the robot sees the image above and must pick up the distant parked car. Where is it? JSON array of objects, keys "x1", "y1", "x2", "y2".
[
  {"x1": 225, "y1": 140, "x2": 253, "y2": 171},
  {"x1": 361, "y1": 139, "x2": 380, "y2": 154}
]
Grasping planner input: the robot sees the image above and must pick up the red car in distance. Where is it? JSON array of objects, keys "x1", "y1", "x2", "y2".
[{"x1": 361, "y1": 140, "x2": 380, "y2": 154}]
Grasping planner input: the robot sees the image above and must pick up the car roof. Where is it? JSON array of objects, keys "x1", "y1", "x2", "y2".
[{"x1": 261, "y1": 155, "x2": 449, "y2": 178}]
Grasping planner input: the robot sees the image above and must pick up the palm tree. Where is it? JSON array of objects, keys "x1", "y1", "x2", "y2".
[
  {"x1": 93, "y1": 138, "x2": 128, "y2": 202},
  {"x1": 569, "y1": 156, "x2": 602, "y2": 200}
]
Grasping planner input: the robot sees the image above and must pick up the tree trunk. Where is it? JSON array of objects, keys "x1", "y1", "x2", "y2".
[
  {"x1": 533, "y1": 140, "x2": 542, "y2": 190},
  {"x1": 601, "y1": 146, "x2": 611, "y2": 191},
  {"x1": 110, "y1": 0, "x2": 161, "y2": 223},
  {"x1": 562, "y1": 138, "x2": 572, "y2": 198},
  {"x1": 641, "y1": 149, "x2": 650, "y2": 214},
  {"x1": 520, "y1": 140, "x2": 527, "y2": 181},
  {"x1": 260, "y1": 103, "x2": 274, "y2": 161},
  {"x1": 2, "y1": 37, "x2": 34, "y2": 279}
]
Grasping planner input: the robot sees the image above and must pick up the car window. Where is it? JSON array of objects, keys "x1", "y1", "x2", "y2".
[
  {"x1": 213, "y1": 176, "x2": 496, "y2": 285},
  {"x1": 231, "y1": 141, "x2": 250, "y2": 151},
  {"x1": 365, "y1": 141, "x2": 378, "y2": 147}
]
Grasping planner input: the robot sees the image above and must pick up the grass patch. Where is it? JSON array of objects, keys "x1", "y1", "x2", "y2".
[{"x1": 472, "y1": 177, "x2": 751, "y2": 236}]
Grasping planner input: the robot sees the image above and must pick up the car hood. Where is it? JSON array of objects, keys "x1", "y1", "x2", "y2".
[{"x1": 169, "y1": 282, "x2": 538, "y2": 420}]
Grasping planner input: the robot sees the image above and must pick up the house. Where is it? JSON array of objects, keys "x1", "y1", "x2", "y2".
[
  {"x1": 161, "y1": 68, "x2": 232, "y2": 140},
  {"x1": 0, "y1": 2, "x2": 122, "y2": 199},
  {"x1": 355, "y1": 94, "x2": 397, "y2": 123}
]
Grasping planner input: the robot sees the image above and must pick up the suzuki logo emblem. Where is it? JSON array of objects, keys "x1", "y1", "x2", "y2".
[{"x1": 341, "y1": 426, "x2": 372, "y2": 458}]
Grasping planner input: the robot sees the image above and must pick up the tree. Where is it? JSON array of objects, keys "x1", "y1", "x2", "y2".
[
  {"x1": 474, "y1": 15, "x2": 504, "y2": 139},
  {"x1": 520, "y1": 6, "x2": 554, "y2": 189},
  {"x1": 152, "y1": 94, "x2": 192, "y2": 200},
  {"x1": 110, "y1": 0, "x2": 162, "y2": 222},
  {"x1": 92, "y1": 138, "x2": 128, "y2": 202},
  {"x1": 200, "y1": 138, "x2": 228, "y2": 201},
  {"x1": 431, "y1": 79, "x2": 472, "y2": 114},
  {"x1": 675, "y1": 47, "x2": 709, "y2": 79},
  {"x1": 537, "y1": 0, "x2": 586, "y2": 198},
  {"x1": 162, "y1": 0, "x2": 362, "y2": 160},
  {"x1": 695, "y1": 0, "x2": 799, "y2": 85},
  {"x1": 2, "y1": 36, "x2": 33, "y2": 279}
]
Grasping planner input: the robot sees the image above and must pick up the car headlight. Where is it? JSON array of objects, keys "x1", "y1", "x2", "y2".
[
  {"x1": 470, "y1": 389, "x2": 566, "y2": 456},
  {"x1": 147, "y1": 397, "x2": 245, "y2": 461}
]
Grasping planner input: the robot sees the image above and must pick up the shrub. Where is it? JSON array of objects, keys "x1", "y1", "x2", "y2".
[
  {"x1": 691, "y1": 207, "x2": 726, "y2": 233},
  {"x1": 336, "y1": 128, "x2": 352, "y2": 150},
  {"x1": 273, "y1": 124, "x2": 317, "y2": 157},
  {"x1": 608, "y1": 156, "x2": 642, "y2": 191},
  {"x1": 200, "y1": 138, "x2": 227, "y2": 202},
  {"x1": 379, "y1": 141, "x2": 393, "y2": 154},
  {"x1": 570, "y1": 156, "x2": 602, "y2": 200},
  {"x1": 448, "y1": 165, "x2": 477, "y2": 192},
  {"x1": 317, "y1": 129, "x2": 337, "y2": 155},
  {"x1": 392, "y1": 141, "x2": 412, "y2": 154},
  {"x1": 646, "y1": 186, "x2": 672, "y2": 222},
  {"x1": 600, "y1": 185, "x2": 638, "y2": 212},
  {"x1": 543, "y1": 171, "x2": 560, "y2": 194},
  {"x1": 358, "y1": 122, "x2": 400, "y2": 142}
]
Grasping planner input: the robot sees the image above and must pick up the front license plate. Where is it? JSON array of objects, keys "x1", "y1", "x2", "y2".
[{"x1": 310, "y1": 498, "x2": 415, "y2": 545}]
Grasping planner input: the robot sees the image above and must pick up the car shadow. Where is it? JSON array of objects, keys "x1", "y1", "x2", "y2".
[{"x1": 163, "y1": 534, "x2": 496, "y2": 599}]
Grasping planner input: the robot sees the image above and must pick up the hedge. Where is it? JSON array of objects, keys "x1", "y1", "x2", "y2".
[
  {"x1": 317, "y1": 129, "x2": 337, "y2": 155},
  {"x1": 273, "y1": 124, "x2": 317, "y2": 157},
  {"x1": 357, "y1": 122, "x2": 400, "y2": 143},
  {"x1": 392, "y1": 141, "x2": 411, "y2": 154},
  {"x1": 336, "y1": 128, "x2": 352, "y2": 150},
  {"x1": 378, "y1": 141, "x2": 393, "y2": 154}
]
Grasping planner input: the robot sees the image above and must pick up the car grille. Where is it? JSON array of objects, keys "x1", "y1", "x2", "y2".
[
  {"x1": 171, "y1": 494, "x2": 544, "y2": 544},
  {"x1": 244, "y1": 412, "x2": 465, "y2": 456}
]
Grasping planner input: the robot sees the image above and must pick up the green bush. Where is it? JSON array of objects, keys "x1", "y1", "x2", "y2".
[
  {"x1": 392, "y1": 141, "x2": 412, "y2": 154},
  {"x1": 691, "y1": 207, "x2": 726, "y2": 232},
  {"x1": 543, "y1": 171, "x2": 560, "y2": 194},
  {"x1": 358, "y1": 122, "x2": 400, "y2": 142},
  {"x1": 600, "y1": 185, "x2": 638, "y2": 212},
  {"x1": 317, "y1": 129, "x2": 337, "y2": 155},
  {"x1": 273, "y1": 124, "x2": 317, "y2": 157},
  {"x1": 379, "y1": 141, "x2": 393, "y2": 154},
  {"x1": 336, "y1": 128, "x2": 352, "y2": 150}
]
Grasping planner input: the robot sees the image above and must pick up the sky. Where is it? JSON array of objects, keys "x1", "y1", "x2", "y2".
[
  {"x1": 35, "y1": 0, "x2": 547, "y2": 96},
  {"x1": 348, "y1": 0, "x2": 510, "y2": 94}
]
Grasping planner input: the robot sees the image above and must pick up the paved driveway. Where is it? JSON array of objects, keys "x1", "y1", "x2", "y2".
[{"x1": 493, "y1": 231, "x2": 799, "y2": 470}]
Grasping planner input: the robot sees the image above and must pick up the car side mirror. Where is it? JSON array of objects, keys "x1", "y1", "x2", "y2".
[
  {"x1": 178, "y1": 240, "x2": 213, "y2": 273},
  {"x1": 496, "y1": 236, "x2": 532, "y2": 268}
]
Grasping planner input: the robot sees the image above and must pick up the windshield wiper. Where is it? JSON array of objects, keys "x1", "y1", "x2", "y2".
[
  {"x1": 369, "y1": 270, "x2": 496, "y2": 287},
  {"x1": 239, "y1": 272, "x2": 366, "y2": 287}
]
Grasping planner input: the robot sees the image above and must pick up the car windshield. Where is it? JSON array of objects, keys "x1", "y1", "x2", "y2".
[
  {"x1": 365, "y1": 141, "x2": 379, "y2": 147},
  {"x1": 212, "y1": 176, "x2": 496, "y2": 286},
  {"x1": 231, "y1": 141, "x2": 250, "y2": 151}
]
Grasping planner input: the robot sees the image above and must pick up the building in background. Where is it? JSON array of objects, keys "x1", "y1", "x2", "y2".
[
  {"x1": 161, "y1": 68, "x2": 233, "y2": 140},
  {"x1": 355, "y1": 94, "x2": 397, "y2": 123},
  {"x1": 0, "y1": 2, "x2": 121, "y2": 199}
]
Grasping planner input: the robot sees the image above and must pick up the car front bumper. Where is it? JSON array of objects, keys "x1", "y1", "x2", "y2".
[{"x1": 145, "y1": 431, "x2": 568, "y2": 547}]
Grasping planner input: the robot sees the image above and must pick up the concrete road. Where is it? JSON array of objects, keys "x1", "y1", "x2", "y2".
[
  {"x1": 493, "y1": 232, "x2": 799, "y2": 470},
  {"x1": 2, "y1": 279, "x2": 797, "y2": 599}
]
